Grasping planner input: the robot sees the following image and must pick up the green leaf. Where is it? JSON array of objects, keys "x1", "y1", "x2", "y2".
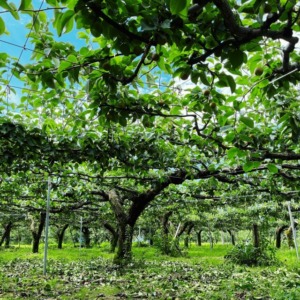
[
  {"x1": 278, "y1": 113, "x2": 289, "y2": 124},
  {"x1": 41, "y1": 72, "x2": 55, "y2": 89},
  {"x1": 227, "y1": 147, "x2": 247, "y2": 159},
  {"x1": 170, "y1": 0, "x2": 187, "y2": 14},
  {"x1": 216, "y1": 74, "x2": 236, "y2": 92},
  {"x1": 58, "y1": 62, "x2": 71, "y2": 73},
  {"x1": 66, "y1": 54, "x2": 77, "y2": 63},
  {"x1": 170, "y1": 106, "x2": 181, "y2": 115},
  {"x1": 0, "y1": 0, "x2": 11, "y2": 10},
  {"x1": 0, "y1": 17, "x2": 5, "y2": 35},
  {"x1": 226, "y1": 75, "x2": 236, "y2": 93},
  {"x1": 228, "y1": 49, "x2": 244, "y2": 69},
  {"x1": 225, "y1": 132, "x2": 235, "y2": 142},
  {"x1": 0, "y1": 0, "x2": 19, "y2": 19},
  {"x1": 240, "y1": 116, "x2": 254, "y2": 128},
  {"x1": 199, "y1": 72, "x2": 210, "y2": 86},
  {"x1": 243, "y1": 161, "x2": 260, "y2": 172},
  {"x1": 258, "y1": 79, "x2": 269, "y2": 88},
  {"x1": 19, "y1": 0, "x2": 31, "y2": 10},
  {"x1": 227, "y1": 147, "x2": 239, "y2": 159},
  {"x1": 267, "y1": 163, "x2": 278, "y2": 174},
  {"x1": 56, "y1": 10, "x2": 75, "y2": 36}
]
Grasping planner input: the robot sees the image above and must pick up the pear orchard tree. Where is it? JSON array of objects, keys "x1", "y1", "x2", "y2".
[{"x1": 0, "y1": 0, "x2": 300, "y2": 263}]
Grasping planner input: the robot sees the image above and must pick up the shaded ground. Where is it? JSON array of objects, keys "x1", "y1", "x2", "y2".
[{"x1": 0, "y1": 244, "x2": 299, "y2": 299}]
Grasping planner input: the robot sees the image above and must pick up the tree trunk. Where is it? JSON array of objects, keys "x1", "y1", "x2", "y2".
[
  {"x1": 228, "y1": 230, "x2": 235, "y2": 246},
  {"x1": 57, "y1": 224, "x2": 69, "y2": 249},
  {"x1": 275, "y1": 225, "x2": 288, "y2": 248},
  {"x1": 253, "y1": 224, "x2": 259, "y2": 248},
  {"x1": 114, "y1": 222, "x2": 134, "y2": 264},
  {"x1": 82, "y1": 226, "x2": 91, "y2": 248},
  {"x1": 30, "y1": 212, "x2": 46, "y2": 253},
  {"x1": 197, "y1": 230, "x2": 202, "y2": 246},
  {"x1": 108, "y1": 190, "x2": 135, "y2": 264},
  {"x1": 4, "y1": 224, "x2": 12, "y2": 248},
  {"x1": 109, "y1": 184, "x2": 174, "y2": 265},
  {"x1": 161, "y1": 211, "x2": 173, "y2": 255},
  {"x1": 184, "y1": 224, "x2": 194, "y2": 248},
  {"x1": 177, "y1": 221, "x2": 190, "y2": 238},
  {"x1": 0, "y1": 222, "x2": 13, "y2": 248},
  {"x1": 149, "y1": 238, "x2": 154, "y2": 246},
  {"x1": 32, "y1": 232, "x2": 40, "y2": 253},
  {"x1": 103, "y1": 222, "x2": 118, "y2": 253}
]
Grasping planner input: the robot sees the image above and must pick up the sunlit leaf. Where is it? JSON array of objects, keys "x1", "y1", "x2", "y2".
[{"x1": 170, "y1": 0, "x2": 187, "y2": 14}]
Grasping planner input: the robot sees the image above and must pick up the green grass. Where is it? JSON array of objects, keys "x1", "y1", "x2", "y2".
[
  {"x1": 0, "y1": 243, "x2": 300, "y2": 299},
  {"x1": 0, "y1": 243, "x2": 114, "y2": 263},
  {"x1": 276, "y1": 245, "x2": 300, "y2": 268},
  {"x1": 2, "y1": 242, "x2": 300, "y2": 267},
  {"x1": 2, "y1": 242, "x2": 299, "y2": 266},
  {"x1": 132, "y1": 243, "x2": 234, "y2": 266}
]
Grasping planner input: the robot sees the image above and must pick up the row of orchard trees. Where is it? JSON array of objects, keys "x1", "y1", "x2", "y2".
[
  {"x1": 0, "y1": 196, "x2": 296, "y2": 255},
  {"x1": 0, "y1": 0, "x2": 300, "y2": 263},
  {"x1": 0, "y1": 166, "x2": 297, "y2": 259}
]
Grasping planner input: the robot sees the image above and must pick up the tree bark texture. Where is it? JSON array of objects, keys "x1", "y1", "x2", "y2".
[
  {"x1": 197, "y1": 230, "x2": 202, "y2": 246},
  {"x1": 109, "y1": 190, "x2": 136, "y2": 264},
  {"x1": 184, "y1": 223, "x2": 194, "y2": 248},
  {"x1": 30, "y1": 212, "x2": 46, "y2": 253},
  {"x1": 161, "y1": 211, "x2": 173, "y2": 255},
  {"x1": 0, "y1": 222, "x2": 13, "y2": 248},
  {"x1": 275, "y1": 225, "x2": 289, "y2": 248},
  {"x1": 253, "y1": 224, "x2": 260, "y2": 248},
  {"x1": 228, "y1": 230, "x2": 235, "y2": 246},
  {"x1": 56, "y1": 224, "x2": 69, "y2": 249},
  {"x1": 103, "y1": 222, "x2": 118, "y2": 253},
  {"x1": 82, "y1": 226, "x2": 91, "y2": 248},
  {"x1": 114, "y1": 222, "x2": 134, "y2": 264}
]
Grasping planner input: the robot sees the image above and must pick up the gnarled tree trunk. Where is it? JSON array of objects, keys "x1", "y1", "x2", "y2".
[
  {"x1": 109, "y1": 190, "x2": 135, "y2": 264},
  {"x1": 109, "y1": 189, "x2": 151, "y2": 264},
  {"x1": 0, "y1": 222, "x2": 13, "y2": 248},
  {"x1": 56, "y1": 224, "x2": 69, "y2": 249},
  {"x1": 109, "y1": 173, "x2": 186, "y2": 265},
  {"x1": 275, "y1": 225, "x2": 288, "y2": 248},
  {"x1": 196, "y1": 230, "x2": 202, "y2": 246},
  {"x1": 103, "y1": 222, "x2": 118, "y2": 253},
  {"x1": 82, "y1": 226, "x2": 91, "y2": 248},
  {"x1": 228, "y1": 230, "x2": 235, "y2": 246},
  {"x1": 184, "y1": 223, "x2": 194, "y2": 248},
  {"x1": 161, "y1": 211, "x2": 173, "y2": 255},
  {"x1": 115, "y1": 222, "x2": 134, "y2": 263},
  {"x1": 30, "y1": 212, "x2": 46, "y2": 253}
]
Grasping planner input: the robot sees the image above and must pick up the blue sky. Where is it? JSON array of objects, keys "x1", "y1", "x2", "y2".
[{"x1": 0, "y1": 0, "x2": 86, "y2": 107}]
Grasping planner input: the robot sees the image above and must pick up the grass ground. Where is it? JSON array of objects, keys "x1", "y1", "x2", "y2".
[{"x1": 0, "y1": 242, "x2": 299, "y2": 299}]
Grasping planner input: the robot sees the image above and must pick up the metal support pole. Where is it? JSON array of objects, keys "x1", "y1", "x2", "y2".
[
  {"x1": 138, "y1": 226, "x2": 141, "y2": 246},
  {"x1": 43, "y1": 177, "x2": 51, "y2": 275},
  {"x1": 174, "y1": 223, "x2": 181, "y2": 239},
  {"x1": 288, "y1": 202, "x2": 299, "y2": 260},
  {"x1": 79, "y1": 216, "x2": 83, "y2": 250}
]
